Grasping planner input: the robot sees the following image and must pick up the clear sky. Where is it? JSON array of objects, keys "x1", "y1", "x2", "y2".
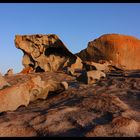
[{"x1": 0, "y1": 3, "x2": 140, "y2": 74}]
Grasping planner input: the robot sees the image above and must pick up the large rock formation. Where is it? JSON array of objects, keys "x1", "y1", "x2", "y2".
[
  {"x1": 15, "y1": 34, "x2": 74, "y2": 72},
  {"x1": 77, "y1": 34, "x2": 140, "y2": 70}
]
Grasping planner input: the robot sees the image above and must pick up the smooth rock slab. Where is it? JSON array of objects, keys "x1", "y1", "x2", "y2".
[{"x1": 0, "y1": 75, "x2": 68, "y2": 112}]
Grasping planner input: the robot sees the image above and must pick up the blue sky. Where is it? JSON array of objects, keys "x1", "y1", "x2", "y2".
[{"x1": 0, "y1": 3, "x2": 140, "y2": 74}]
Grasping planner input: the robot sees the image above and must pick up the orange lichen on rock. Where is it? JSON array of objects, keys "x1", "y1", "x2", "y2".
[
  {"x1": 77, "y1": 34, "x2": 140, "y2": 70},
  {"x1": 20, "y1": 67, "x2": 34, "y2": 74}
]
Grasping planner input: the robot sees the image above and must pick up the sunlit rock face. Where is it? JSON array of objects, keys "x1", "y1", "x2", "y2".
[
  {"x1": 15, "y1": 34, "x2": 73, "y2": 72},
  {"x1": 63, "y1": 55, "x2": 84, "y2": 76},
  {"x1": 77, "y1": 34, "x2": 140, "y2": 70},
  {"x1": 0, "y1": 75, "x2": 68, "y2": 112}
]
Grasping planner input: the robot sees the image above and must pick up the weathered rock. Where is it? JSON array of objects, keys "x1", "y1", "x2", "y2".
[
  {"x1": 20, "y1": 66, "x2": 34, "y2": 74},
  {"x1": 5, "y1": 69, "x2": 14, "y2": 76},
  {"x1": 82, "y1": 60, "x2": 112, "y2": 72},
  {"x1": 0, "y1": 73, "x2": 10, "y2": 90},
  {"x1": 82, "y1": 62, "x2": 97, "y2": 71},
  {"x1": 0, "y1": 75, "x2": 68, "y2": 112},
  {"x1": 15, "y1": 34, "x2": 74, "y2": 72},
  {"x1": 86, "y1": 116, "x2": 140, "y2": 137},
  {"x1": 0, "y1": 70, "x2": 139, "y2": 136},
  {"x1": 81, "y1": 93, "x2": 129, "y2": 114},
  {"x1": 77, "y1": 34, "x2": 140, "y2": 70},
  {"x1": 62, "y1": 55, "x2": 83, "y2": 77},
  {"x1": 0, "y1": 124, "x2": 37, "y2": 137},
  {"x1": 76, "y1": 70, "x2": 106, "y2": 84},
  {"x1": 63, "y1": 55, "x2": 83, "y2": 70},
  {"x1": 65, "y1": 67, "x2": 76, "y2": 76}
]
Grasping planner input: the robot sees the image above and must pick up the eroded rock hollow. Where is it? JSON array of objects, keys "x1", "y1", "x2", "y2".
[{"x1": 15, "y1": 34, "x2": 74, "y2": 72}]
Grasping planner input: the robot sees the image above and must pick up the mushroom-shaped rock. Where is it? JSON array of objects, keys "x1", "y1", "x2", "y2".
[{"x1": 15, "y1": 34, "x2": 74, "y2": 72}]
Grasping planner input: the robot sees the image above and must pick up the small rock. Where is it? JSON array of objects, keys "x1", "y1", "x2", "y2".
[
  {"x1": 20, "y1": 66, "x2": 34, "y2": 74},
  {"x1": 0, "y1": 73, "x2": 10, "y2": 89},
  {"x1": 82, "y1": 61, "x2": 111, "y2": 72},
  {"x1": 76, "y1": 70, "x2": 106, "y2": 84},
  {"x1": 5, "y1": 69, "x2": 14, "y2": 76},
  {"x1": 63, "y1": 55, "x2": 83, "y2": 71}
]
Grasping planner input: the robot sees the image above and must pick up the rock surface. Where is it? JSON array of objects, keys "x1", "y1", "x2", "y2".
[
  {"x1": 0, "y1": 33, "x2": 140, "y2": 137},
  {"x1": 63, "y1": 55, "x2": 83, "y2": 76},
  {"x1": 0, "y1": 70, "x2": 139, "y2": 136},
  {"x1": 20, "y1": 66, "x2": 33, "y2": 74},
  {"x1": 82, "y1": 60, "x2": 112, "y2": 72},
  {"x1": 76, "y1": 70, "x2": 106, "y2": 84},
  {"x1": 77, "y1": 34, "x2": 140, "y2": 70},
  {"x1": 0, "y1": 73, "x2": 10, "y2": 90},
  {"x1": 15, "y1": 34, "x2": 74, "y2": 72},
  {"x1": 0, "y1": 74, "x2": 68, "y2": 112},
  {"x1": 86, "y1": 116, "x2": 140, "y2": 137},
  {"x1": 5, "y1": 69, "x2": 14, "y2": 76},
  {"x1": 63, "y1": 55, "x2": 83, "y2": 70}
]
